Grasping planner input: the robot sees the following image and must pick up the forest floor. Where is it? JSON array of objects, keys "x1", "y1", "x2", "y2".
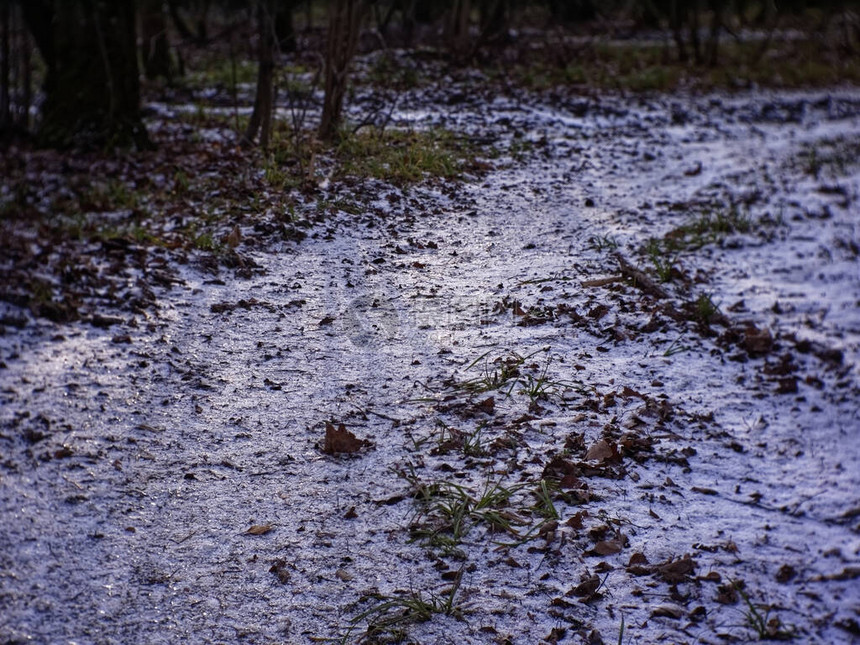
[{"x1": 1, "y1": 48, "x2": 860, "y2": 644}]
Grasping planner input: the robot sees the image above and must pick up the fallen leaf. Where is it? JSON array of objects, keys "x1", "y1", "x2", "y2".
[
  {"x1": 323, "y1": 422, "x2": 370, "y2": 454},
  {"x1": 225, "y1": 225, "x2": 241, "y2": 248},
  {"x1": 569, "y1": 575, "x2": 601, "y2": 598},
  {"x1": 716, "y1": 582, "x2": 739, "y2": 604},
  {"x1": 592, "y1": 536, "x2": 624, "y2": 556},
  {"x1": 585, "y1": 439, "x2": 619, "y2": 462},
  {"x1": 692, "y1": 486, "x2": 718, "y2": 496},
  {"x1": 246, "y1": 523, "x2": 273, "y2": 536},
  {"x1": 628, "y1": 552, "x2": 649, "y2": 566},
  {"x1": 566, "y1": 511, "x2": 588, "y2": 530},
  {"x1": 775, "y1": 564, "x2": 796, "y2": 583},
  {"x1": 651, "y1": 604, "x2": 684, "y2": 619},
  {"x1": 743, "y1": 325, "x2": 773, "y2": 355},
  {"x1": 476, "y1": 396, "x2": 495, "y2": 414},
  {"x1": 658, "y1": 554, "x2": 697, "y2": 583},
  {"x1": 700, "y1": 571, "x2": 722, "y2": 583},
  {"x1": 269, "y1": 558, "x2": 290, "y2": 584}
]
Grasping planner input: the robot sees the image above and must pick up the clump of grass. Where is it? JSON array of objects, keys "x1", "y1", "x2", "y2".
[
  {"x1": 335, "y1": 127, "x2": 477, "y2": 184},
  {"x1": 462, "y1": 350, "x2": 525, "y2": 394},
  {"x1": 643, "y1": 204, "x2": 754, "y2": 282},
  {"x1": 461, "y1": 347, "x2": 547, "y2": 395},
  {"x1": 588, "y1": 235, "x2": 619, "y2": 252},
  {"x1": 798, "y1": 136, "x2": 860, "y2": 179},
  {"x1": 461, "y1": 347, "x2": 584, "y2": 405},
  {"x1": 645, "y1": 237, "x2": 680, "y2": 283},
  {"x1": 693, "y1": 292, "x2": 721, "y2": 325},
  {"x1": 80, "y1": 179, "x2": 143, "y2": 213},
  {"x1": 666, "y1": 205, "x2": 753, "y2": 250},
  {"x1": 734, "y1": 581, "x2": 797, "y2": 641},
  {"x1": 367, "y1": 53, "x2": 422, "y2": 89},
  {"x1": 187, "y1": 57, "x2": 258, "y2": 89},
  {"x1": 432, "y1": 422, "x2": 488, "y2": 458},
  {"x1": 407, "y1": 477, "x2": 536, "y2": 554},
  {"x1": 531, "y1": 479, "x2": 560, "y2": 521},
  {"x1": 341, "y1": 573, "x2": 463, "y2": 644},
  {"x1": 662, "y1": 334, "x2": 690, "y2": 357},
  {"x1": 502, "y1": 35, "x2": 860, "y2": 93}
]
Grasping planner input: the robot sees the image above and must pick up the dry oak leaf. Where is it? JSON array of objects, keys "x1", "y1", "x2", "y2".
[
  {"x1": 657, "y1": 554, "x2": 697, "y2": 583},
  {"x1": 476, "y1": 396, "x2": 495, "y2": 414},
  {"x1": 651, "y1": 604, "x2": 685, "y2": 619},
  {"x1": 743, "y1": 324, "x2": 774, "y2": 356},
  {"x1": 569, "y1": 575, "x2": 601, "y2": 598},
  {"x1": 323, "y1": 422, "x2": 371, "y2": 454},
  {"x1": 591, "y1": 534, "x2": 627, "y2": 556},
  {"x1": 585, "y1": 439, "x2": 620, "y2": 463}
]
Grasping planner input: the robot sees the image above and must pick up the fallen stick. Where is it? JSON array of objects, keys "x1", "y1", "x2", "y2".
[
  {"x1": 614, "y1": 253, "x2": 670, "y2": 299},
  {"x1": 581, "y1": 275, "x2": 624, "y2": 288}
]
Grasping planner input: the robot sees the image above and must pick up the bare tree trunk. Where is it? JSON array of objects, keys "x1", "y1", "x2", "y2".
[
  {"x1": 22, "y1": 0, "x2": 149, "y2": 148},
  {"x1": 195, "y1": 0, "x2": 210, "y2": 44},
  {"x1": 477, "y1": 0, "x2": 508, "y2": 48},
  {"x1": 318, "y1": 0, "x2": 366, "y2": 142},
  {"x1": 243, "y1": 0, "x2": 276, "y2": 149},
  {"x1": 706, "y1": 0, "x2": 724, "y2": 66},
  {"x1": 669, "y1": 0, "x2": 688, "y2": 62},
  {"x1": 140, "y1": 0, "x2": 175, "y2": 81},
  {"x1": 750, "y1": 0, "x2": 777, "y2": 64},
  {"x1": 19, "y1": 22, "x2": 30, "y2": 130},
  {"x1": 274, "y1": 0, "x2": 297, "y2": 52},
  {"x1": 690, "y1": 0, "x2": 703, "y2": 64},
  {"x1": 1, "y1": 0, "x2": 10, "y2": 129},
  {"x1": 447, "y1": 0, "x2": 471, "y2": 60}
]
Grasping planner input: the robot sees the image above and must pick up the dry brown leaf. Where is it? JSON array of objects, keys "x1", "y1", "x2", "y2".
[
  {"x1": 651, "y1": 604, "x2": 684, "y2": 619},
  {"x1": 592, "y1": 538, "x2": 624, "y2": 556},
  {"x1": 566, "y1": 510, "x2": 588, "y2": 530},
  {"x1": 269, "y1": 558, "x2": 290, "y2": 584},
  {"x1": 628, "y1": 552, "x2": 649, "y2": 566},
  {"x1": 246, "y1": 523, "x2": 273, "y2": 536},
  {"x1": 476, "y1": 396, "x2": 495, "y2": 414},
  {"x1": 225, "y1": 225, "x2": 241, "y2": 248},
  {"x1": 323, "y1": 422, "x2": 370, "y2": 454},
  {"x1": 569, "y1": 575, "x2": 601, "y2": 597},
  {"x1": 585, "y1": 439, "x2": 619, "y2": 462},
  {"x1": 658, "y1": 554, "x2": 697, "y2": 583},
  {"x1": 743, "y1": 325, "x2": 774, "y2": 355}
]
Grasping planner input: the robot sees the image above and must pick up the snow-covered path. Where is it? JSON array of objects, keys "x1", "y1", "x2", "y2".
[{"x1": 2, "y1": 89, "x2": 859, "y2": 644}]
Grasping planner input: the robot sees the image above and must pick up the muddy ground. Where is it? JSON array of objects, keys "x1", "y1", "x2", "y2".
[{"x1": 1, "y1": 62, "x2": 859, "y2": 644}]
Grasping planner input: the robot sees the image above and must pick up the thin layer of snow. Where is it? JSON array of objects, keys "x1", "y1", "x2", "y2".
[{"x1": 1, "y1": 89, "x2": 859, "y2": 644}]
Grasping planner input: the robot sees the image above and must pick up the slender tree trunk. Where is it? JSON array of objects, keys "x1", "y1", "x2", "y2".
[
  {"x1": 447, "y1": 0, "x2": 471, "y2": 60},
  {"x1": 243, "y1": 0, "x2": 276, "y2": 149},
  {"x1": 690, "y1": 0, "x2": 703, "y2": 64},
  {"x1": 477, "y1": 0, "x2": 508, "y2": 47},
  {"x1": 195, "y1": 0, "x2": 210, "y2": 44},
  {"x1": 274, "y1": 0, "x2": 297, "y2": 52},
  {"x1": 669, "y1": 0, "x2": 688, "y2": 62},
  {"x1": 168, "y1": 0, "x2": 202, "y2": 45},
  {"x1": 706, "y1": 0, "x2": 724, "y2": 66},
  {"x1": 12, "y1": 7, "x2": 32, "y2": 132},
  {"x1": 22, "y1": 0, "x2": 149, "y2": 148},
  {"x1": 750, "y1": 0, "x2": 777, "y2": 64},
  {"x1": 141, "y1": 0, "x2": 175, "y2": 81},
  {"x1": 19, "y1": 23, "x2": 30, "y2": 130},
  {"x1": 1, "y1": 0, "x2": 10, "y2": 129},
  {"x1": 318, "y1": 0, "x2": 366, "y2": 142}
]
